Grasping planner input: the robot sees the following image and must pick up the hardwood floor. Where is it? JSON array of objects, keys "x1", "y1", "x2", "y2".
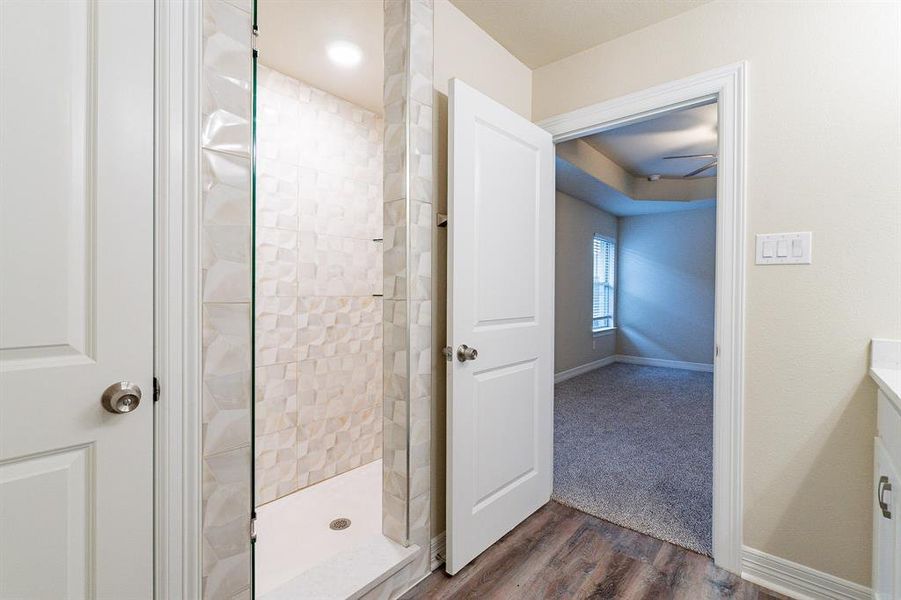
[{"x1": 401, "y1": 502, "x2": 787, "y2": 600}]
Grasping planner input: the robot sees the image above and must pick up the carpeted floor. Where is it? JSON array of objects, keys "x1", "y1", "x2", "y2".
[{"x1": 553, "y1": 362, "x2": 713, "y2": 555}]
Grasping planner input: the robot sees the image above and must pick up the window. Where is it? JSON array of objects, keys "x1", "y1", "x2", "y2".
[{"x1": 592, "y1": 234, "x2": 615, "y2": 332}]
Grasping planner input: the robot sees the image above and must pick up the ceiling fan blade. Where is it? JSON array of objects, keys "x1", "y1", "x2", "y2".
[
  {"x1": 684, "y1": 160, "x2": 718, "y2": 178},
  {"x1": 663, "y1": 153, "x2": 717, "y2": 160}
]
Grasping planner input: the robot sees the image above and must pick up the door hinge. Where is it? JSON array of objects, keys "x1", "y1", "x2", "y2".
[
  {"x1": 153, "y1": 376, "x2": 160, "y2": 402},
  {"x1": 252, "y1": 25, "x2": 258, "y2": 58},
  {"x1": 250, "y1": 512, "x2": 257, "y2": 543}
]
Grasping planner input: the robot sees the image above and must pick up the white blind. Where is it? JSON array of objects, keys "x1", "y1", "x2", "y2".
[{"x1": 592, "y1": 235, "x2": 615, "y2": 331}]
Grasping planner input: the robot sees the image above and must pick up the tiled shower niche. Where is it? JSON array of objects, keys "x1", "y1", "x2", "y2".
[{"x1": 255, "y1": 65, "x2": 385, "y2": 505}]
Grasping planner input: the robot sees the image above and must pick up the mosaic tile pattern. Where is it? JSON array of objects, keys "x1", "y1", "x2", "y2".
[
  {"x1": 255, "y1": 64, "x2": 385, "y2": 505},
  {"x1": 381, "y1": 1, "x2": 434, "y2": 580},
  {"x1": 201, "y1": 1, "x2": 253, "y2": 598}
]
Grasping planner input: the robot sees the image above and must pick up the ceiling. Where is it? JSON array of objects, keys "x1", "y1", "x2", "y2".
[
  {"x1": 556, "y1": 158, "x2": 715, "y2": 217},
  {"x1": 584, "y1": 102, "x2": 718, "y2": 179},
  {"x1": 556, "y1": 102, "x2": 718, "y2": 216},
  {"x1": 257, "y1": 0, "x2": 383, "y2": 114},
  {"x1": 449, "y1": 0, "x2": 711, "y2": 69}
]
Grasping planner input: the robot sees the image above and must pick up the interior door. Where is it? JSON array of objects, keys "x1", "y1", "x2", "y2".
[
  {"x1": 0, "y1": 0, "x2": 154, "y2": 597},
  {"x1": 446, "y1": 78, "x2": 555, "y2": 574}
]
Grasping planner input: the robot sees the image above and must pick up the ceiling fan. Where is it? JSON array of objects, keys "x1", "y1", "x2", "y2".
[{"x1": 662, "y1": 153, "x2": 718, "y2": 178}]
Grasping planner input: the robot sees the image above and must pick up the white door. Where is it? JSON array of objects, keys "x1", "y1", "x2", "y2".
[
  {"x1": 446, "y1": 79, "x2": 555, "y2": 575},
  {"x1": 0, "y1": 0, "x2": 154, "y2": 598}
]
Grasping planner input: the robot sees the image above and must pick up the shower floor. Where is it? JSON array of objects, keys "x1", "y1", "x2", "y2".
[{"x1": 256, "y1": 459, "x2": 416, "y2": 599}]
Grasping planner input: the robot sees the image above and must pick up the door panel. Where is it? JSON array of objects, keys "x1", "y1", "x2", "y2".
[
  {"x1": 0, "y1": 447, "x2": 91, "y2": 599},
  {"x1": 447, "y1": 79, "x2": 554, "y2": 575},
  {"x1": 472, "y1": 122, "x2": 539, "y2": 326},
  {"x1": 0, "y1": 0, "x2": 96, "y2": 369},
  {"x1": 473, "y1": 361, "x2": 538, "y2": 506},
  {"x1": 0, "y1": 0, "x2": 154, "y2": 597}
]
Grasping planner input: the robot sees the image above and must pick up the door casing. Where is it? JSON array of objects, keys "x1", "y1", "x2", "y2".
[
  {"x1": 537, "y1": 62, "x2": 748, "y2": 574},
  {"x1": 154, "y1": 1, "x2": 205, "y2": 597}
]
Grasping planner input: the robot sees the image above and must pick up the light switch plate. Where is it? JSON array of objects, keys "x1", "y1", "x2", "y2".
[{"x1": 756, "y1": 232, "x2": 812, "y2": 264}]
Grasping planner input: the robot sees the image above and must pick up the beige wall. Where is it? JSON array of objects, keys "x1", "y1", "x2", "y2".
[
  {"x1": 616, "y1": 207, "x2": 716, "y2": 365},
  {"x1": 431, "y1": 0, "x2": 533, "y2": 539},
  {"x1": 433, "y1": 0, "x2": 531, "y2": 119},
  {"x1": 534, "y1": 1, "x2": 901, "y2": 584},
  {"x1": 555, "y1": 192, "x2": 618, "y2": 372}
]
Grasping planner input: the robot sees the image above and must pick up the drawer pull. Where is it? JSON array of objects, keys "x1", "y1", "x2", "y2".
[{"x1": 878, "y1": 475, "x2": 892, "y2": 519}]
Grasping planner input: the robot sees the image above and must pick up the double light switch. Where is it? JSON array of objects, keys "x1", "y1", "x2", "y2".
[{"x1": 755, "y1": 232, "x2": 812, "y2": 265}]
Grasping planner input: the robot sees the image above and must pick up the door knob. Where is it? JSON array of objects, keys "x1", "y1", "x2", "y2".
[
  {"x1": 101, "y1": 381, "x2": 142, "y2": 414},
  {"x1": 457, "y1": 345, "x2": 478, "y2": 362}
]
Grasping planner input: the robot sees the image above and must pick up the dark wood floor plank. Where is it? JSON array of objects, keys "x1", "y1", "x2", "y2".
[
  {"x1": 401, "y1": 502, "x2": 789, "y2": 600},
  {"x1": 406, "y1": 502, "x2": 582, "y2": 600}
]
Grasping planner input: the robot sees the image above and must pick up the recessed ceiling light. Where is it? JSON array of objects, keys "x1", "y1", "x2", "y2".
[{"x1": 327, "y1": 41, "x2": 362, "y2": 68}]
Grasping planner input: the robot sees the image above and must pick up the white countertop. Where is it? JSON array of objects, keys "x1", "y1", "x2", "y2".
[
  {"x1": 871, "y1": 366, "x2": 901, "y2": 411},
  {"x1": 871, "y1": 339, "x2": 901, "y2": 411}
]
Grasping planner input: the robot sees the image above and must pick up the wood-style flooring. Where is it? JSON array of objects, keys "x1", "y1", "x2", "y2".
[{"x1": 401, "y1": 502, "x2": 787, "y2": 600}]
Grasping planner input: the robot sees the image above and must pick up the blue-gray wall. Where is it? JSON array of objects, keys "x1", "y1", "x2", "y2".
[{"x1": 616, "y1": 207, "x2": 716, "y2": 365}]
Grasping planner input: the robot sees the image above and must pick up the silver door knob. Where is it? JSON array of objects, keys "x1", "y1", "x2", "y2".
[
  {"x1": 457, "y1": 345, "x2": 478, "y2": 362},
  {"x1": 101, "y1": 381, "x2": 142, "y2": 414}
]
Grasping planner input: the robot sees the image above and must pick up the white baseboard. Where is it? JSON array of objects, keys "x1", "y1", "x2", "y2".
[
  {"x1": 554, "y1": 356, "x2": 617, "y2": 383},
  {"x1": 614, "y1": 354, "x2": 714, "y2": 372},
  {"x1": 430, "y1": 531, "x2": 446, "y2": 572},
  {"x1": 553, "y1": 354, "x2": 713, "y2": 384},
  {"x1": 741, "y1": 546, "x2": 871, "y2": 600}
]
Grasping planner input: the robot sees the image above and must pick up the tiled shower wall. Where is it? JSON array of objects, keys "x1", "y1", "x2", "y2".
[
  {"x1": 254, "y1": 65, "x2": 384, "y2": 506},
  {"x1": 381, "y1": 0, "x2": 434, "y2": 581},
  {"x1": 200, "y1": 1, "x2": 433, "y2": 598},
  {"x1": 201, "y1": 0, "x2": 253, "y2": 598}
]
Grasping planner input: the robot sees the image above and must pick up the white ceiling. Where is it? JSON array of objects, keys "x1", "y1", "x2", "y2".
[
  {"x1": 556, "y1": 158, "x2": 715, "y2": 217},
  {"x1": 584, "y1": 102, "x2": 718, "y2": 179},
  {"x1": 257, "y1": 0, "x2": 384, "y2": 114},
  {"x1": 449, "y1": 0, "x2": 711, "y2": 69}
]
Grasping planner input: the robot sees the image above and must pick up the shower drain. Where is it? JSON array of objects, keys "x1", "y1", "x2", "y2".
[{"x1": 329, "y1": 517, "x2": 351, "y2": 531}]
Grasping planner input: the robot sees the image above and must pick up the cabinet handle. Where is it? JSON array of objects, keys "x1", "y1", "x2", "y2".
[{"x1": 878, "y1": 475, "x2": 892, "y2": 519}]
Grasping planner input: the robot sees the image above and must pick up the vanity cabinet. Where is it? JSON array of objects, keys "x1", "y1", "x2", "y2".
[{"x1": 874, "y1": 390, "x2": 901, "y2": 600}]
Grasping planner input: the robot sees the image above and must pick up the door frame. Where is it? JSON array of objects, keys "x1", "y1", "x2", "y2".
[
  {"x1": 154, "y1": 0, "x2": 205, "y2": 597},
  {"x1": 537, "y1": 62, "x2": 747, "y2": 573}
]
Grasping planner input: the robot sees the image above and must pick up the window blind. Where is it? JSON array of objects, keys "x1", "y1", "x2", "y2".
[{"x1": 592, "y1": 235, "x2": 615, "y2": 332}]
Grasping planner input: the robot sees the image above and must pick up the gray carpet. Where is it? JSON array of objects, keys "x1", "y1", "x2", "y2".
[{"x1": 553, "y1": 362, "x2": 713, "y2": 555}]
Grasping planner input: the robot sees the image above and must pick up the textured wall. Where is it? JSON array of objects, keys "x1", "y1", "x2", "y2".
[
  {"x1": 254, "y1": 65, "x2": 384, "y2": 506},
  {"x1": 554, "y1": 191, "x2": 618, "y2": 373},
  {"x1": 200, "y1": 0, "x2": 253, "y2": 598},
  {"x1": 532, "y1": 1, "x2": 901, "y2": 584},
  {"x1": 616, "y1": 207, "x2": 716, "y2": 365},
  {"x1": 432, "y1": 0, "x2": 532, "y2": 119}
]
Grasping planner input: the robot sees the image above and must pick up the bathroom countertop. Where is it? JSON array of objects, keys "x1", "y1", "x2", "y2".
[
  {"x1": 871, "y1": 366, "x2": 901, "y2": 412},
  {"x1": 870, "y1": 338, "x2": 901, "y2": 412}
]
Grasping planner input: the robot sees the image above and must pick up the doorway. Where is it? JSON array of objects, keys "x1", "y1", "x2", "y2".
[
  {"x1": 553, "y1": 101, "x2": 718, "y2": 554},
  {"x1": 539, "y1": 63, "x2": 747, "y2": 572}
]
